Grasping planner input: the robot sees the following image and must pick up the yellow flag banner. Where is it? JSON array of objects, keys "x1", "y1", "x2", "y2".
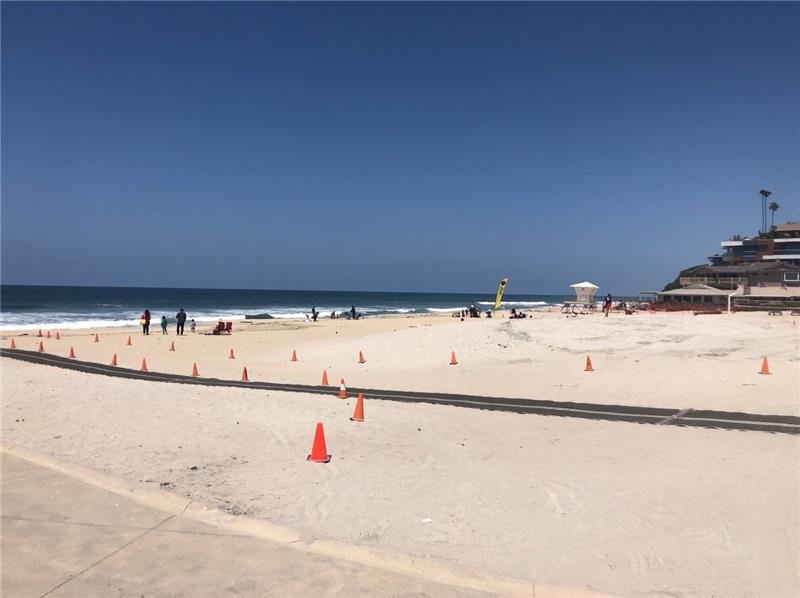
[{"x1": 494, "y1": 278, "x2": 509, "y2": 310}]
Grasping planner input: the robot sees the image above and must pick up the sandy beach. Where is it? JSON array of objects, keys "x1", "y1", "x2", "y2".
[
  {"x1": 3, "y1": 309, "x2": 798, "y2": 413},
  {"x1": 2, "y1": 310, "x2": 798, "y2": 596}
]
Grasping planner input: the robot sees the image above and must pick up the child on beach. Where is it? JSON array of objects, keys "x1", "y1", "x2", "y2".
[
  {"x1": 190, "y1": 319, "x2": 196, "y2": 333},
  {"x1": 160, "y1": 316, "x2": 168, "y2": 334}
]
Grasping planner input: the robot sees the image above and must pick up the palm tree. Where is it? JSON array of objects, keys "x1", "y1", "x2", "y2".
[
  {"x1": 769, "y1": 201, "x2": 780, "y2": 228},
  {"x1": 759, "y1": 189, "x2": 772, "y2": 234}
]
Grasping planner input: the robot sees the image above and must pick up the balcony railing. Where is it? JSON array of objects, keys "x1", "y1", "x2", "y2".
[{"x1": 678, "y1": 277, "x2": 740, "y2": 288}]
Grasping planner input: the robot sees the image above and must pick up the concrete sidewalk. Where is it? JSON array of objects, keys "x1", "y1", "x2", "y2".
[{"x1": 1, "y1": 453, "x2": 493, "y2": 597}]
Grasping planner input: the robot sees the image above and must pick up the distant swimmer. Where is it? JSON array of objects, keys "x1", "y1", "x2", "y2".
[
  {"x1": 141, "y1": 310, "x2": 151, "y2": 335},
  {"x1": 161, "y1": 315, "x2": 168, "y2": 335},
  {"x1": 176, "y1": 308, "x2": 187, "y2": 335}
]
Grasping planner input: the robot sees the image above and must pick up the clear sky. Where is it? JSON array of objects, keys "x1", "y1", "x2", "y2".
[{"x1": 2, "y1": 2, "x2": 798, "y2": 295}]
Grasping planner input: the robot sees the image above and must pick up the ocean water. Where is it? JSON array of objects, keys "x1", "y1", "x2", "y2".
[{"x1": 0, "y1": 285, "x2": 566, "y2": 331}]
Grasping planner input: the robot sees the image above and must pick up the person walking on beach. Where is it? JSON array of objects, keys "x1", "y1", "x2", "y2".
[
  {"x1": 190, "y1": 319, "x2": 196, "y2": 333},
  {"x1": 603, "y1": 293, "x2": 613, "y2": 318},
  {"x1": 350, "y1": 305, "x2": 357, "y2": 320},
  {"x1": 141, "y1": 310, "x2": 151, "y2": 335},
  {"x1": 160, "y1": 316, "x2": 168, "y2": 335},
  {"x1": 176, "y1": 308, "x2": 187, "y2": 335},
  {"x1": 311, "y1": 307, "x2": 318, "y2": 322}
]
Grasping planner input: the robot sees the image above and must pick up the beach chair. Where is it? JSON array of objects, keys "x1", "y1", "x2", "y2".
[{"x1": 224, "y1": 321, "x2": 233, "y2": 334}]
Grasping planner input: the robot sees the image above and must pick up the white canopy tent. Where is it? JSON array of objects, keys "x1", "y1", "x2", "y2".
[{"x1": 570, "y1": 281, "x2": 599, "y2": 304}]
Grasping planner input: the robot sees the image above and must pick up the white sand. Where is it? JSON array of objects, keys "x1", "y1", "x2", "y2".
[
  {"x1": 2, "y1": 311, "x2": 799, "y2": 595},
  {"x1": 5, "y1": 310, "x2": 798, "y2": 414}
]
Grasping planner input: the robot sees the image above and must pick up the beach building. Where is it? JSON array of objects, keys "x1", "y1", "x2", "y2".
[
  {"x1": 678, "y1": 262, "x2": 800, "y2": 289},
  {"x1": 656, "y1": 284, "x2": 732, "y2": 307},
  {"x1": 708, "y1": 222, "x2": 800, "y2": 266},
  {"x1": 658, "y1": 219, "x2": 800, "y2": 311},
  {"x1": 656, "y1": 282, "x2": 800, "y2": 312}
]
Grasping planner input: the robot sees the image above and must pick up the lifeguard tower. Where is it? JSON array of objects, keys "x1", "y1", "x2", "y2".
[{"x1": 562, "y1": 281, "x2": 599, "y2": 315}]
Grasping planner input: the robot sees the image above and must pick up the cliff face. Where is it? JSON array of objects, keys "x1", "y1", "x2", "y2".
[{"x1": 662, "y1": 264, "x2": 708, "y2": 292}]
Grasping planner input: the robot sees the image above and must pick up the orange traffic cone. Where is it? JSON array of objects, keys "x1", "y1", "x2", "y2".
[
  {"x1": 169, "y1": 341, "x2": 175, "y2": 351},
  {"x1": 585, "y1": 355, "x2": 594, "y2": 372},
  {"x1": 37, "y1": 329, "x2": 43, "y2": 338},
  {"x1": 94, "y1": 334, "x2": 99, "y2": 343},
  {"x1": 321, "y1": 369, "x2": 329, "y2": 386},
  {"x1": 307, "y1": 422, "x2": 331, "y2": 463},
  {"x1": 759, "y1": 357, "x2": 771, "y2": 375},
  {"x1": 55, "y1": 331, "x2": 61, "y2": 340},
  {"x1": 191, "y1": 362, "x2": 199, "y2": 377},
  {"x1": 9, "y1": 338, "x2": 16, "y2": 349},
  {"x1": 291, "y1": 349, "x2": 298, "y2": 362},
  {"x1": 110, "y1": 353, "x2": 118, "y2": 366},
  {"x1": 126, "y1": 335, "x2": 132, "y2": 346},
  {"x1": 339, "y1": 378, "x2": 347, "y2": 399},
  {"x1": 46, "y1": 330, "x2": 51, "y2": 339},
  {"x1": 241, "y1": 366, "x2": 249, "y2": 382},
  {"x1": 350, "y1": 393, "x2": 365, "y2": 422},
  {"x1": 450, "y1": 351, "x2": 458, "y2": 365},
  {"x1": 37, "y1": 341, "x2": 44, "y2": 352},
  {"x1": 358, "y1": 351, "x2": 366, "y2": 364},
  {"x1": 68, "y1": 347, "x2": 75, "y2": 359},
  {"x1": 140, "y1": 358, "x2": 148, "y2": 372},
  {"x1": 229, "y1": 349, "x2": 235, "y2": 360}
]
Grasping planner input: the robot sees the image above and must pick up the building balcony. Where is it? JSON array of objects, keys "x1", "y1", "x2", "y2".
[{"x1": 679, "y1": 277, "x2": 740, "y2": 288}]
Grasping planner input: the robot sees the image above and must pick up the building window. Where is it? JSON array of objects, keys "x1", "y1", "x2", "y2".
[{"x1": 784, "y1": 273, "x2": 800, "y2": 282}]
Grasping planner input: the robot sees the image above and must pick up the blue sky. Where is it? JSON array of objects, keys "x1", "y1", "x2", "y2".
[{"x1": 2, "y1": 2, "x2": 798, "y2": 295}]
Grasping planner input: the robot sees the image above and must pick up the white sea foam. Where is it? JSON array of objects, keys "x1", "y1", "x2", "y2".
[
  {"x1": 0, "y1": 312, "x2": 248, "y2": 331},
  {"x1": 426, "y1": 307, "x2": 467, "y2": 313},
  {"x1": 477, "y1": 301, "x2": 550, "y2": 307},
  {"x1": 0, "y1": 319, "x2": 141, "y2": 332},
  {"x1": 260, "y1": 306, "x2": 417, "y2": 319},
  {"x1": 265, "y1": 311, "x2": 315, "y2": 320}
]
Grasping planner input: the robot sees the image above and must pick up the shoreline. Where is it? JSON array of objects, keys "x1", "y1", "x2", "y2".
[{"x1": 0, "y1": 307, "x2": 570, "y2": 336}]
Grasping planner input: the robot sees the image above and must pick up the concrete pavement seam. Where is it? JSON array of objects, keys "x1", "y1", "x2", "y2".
[
  {"x1": 4, "y1": 443, "x2": 616, "y2": 598},
  {"x1": 1, "y1": 515, "x2": 247, "y2": 537},
  {"x1": 38, "y1": 514, "x2": 176, "y2": 598}
]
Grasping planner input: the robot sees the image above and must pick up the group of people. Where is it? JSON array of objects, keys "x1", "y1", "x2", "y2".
[
  {"x1": 452, "y1": 305, "x2": 497, "y2": 320},
  {"x1": 309, "y1": 305, "x2": 359, "y2": 322},
  {"x1": 139, "y1": 308, "x2": 195, "y2": 335},
  {"x1": 601, "y1": 293, "x2": 636, "y2": 316}
]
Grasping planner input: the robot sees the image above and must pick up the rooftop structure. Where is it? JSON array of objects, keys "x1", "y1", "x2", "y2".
[
  {"x1": 709, "y1": 221, "x2": 800, "y2": 266},
  {"x1": 774, "y1": 222, "x2": 800, "y2": 234}
]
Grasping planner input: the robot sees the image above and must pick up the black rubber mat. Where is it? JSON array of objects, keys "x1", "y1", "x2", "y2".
[{"x1": 3, "y1": 348, "x2": 798, "y2": 435}]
